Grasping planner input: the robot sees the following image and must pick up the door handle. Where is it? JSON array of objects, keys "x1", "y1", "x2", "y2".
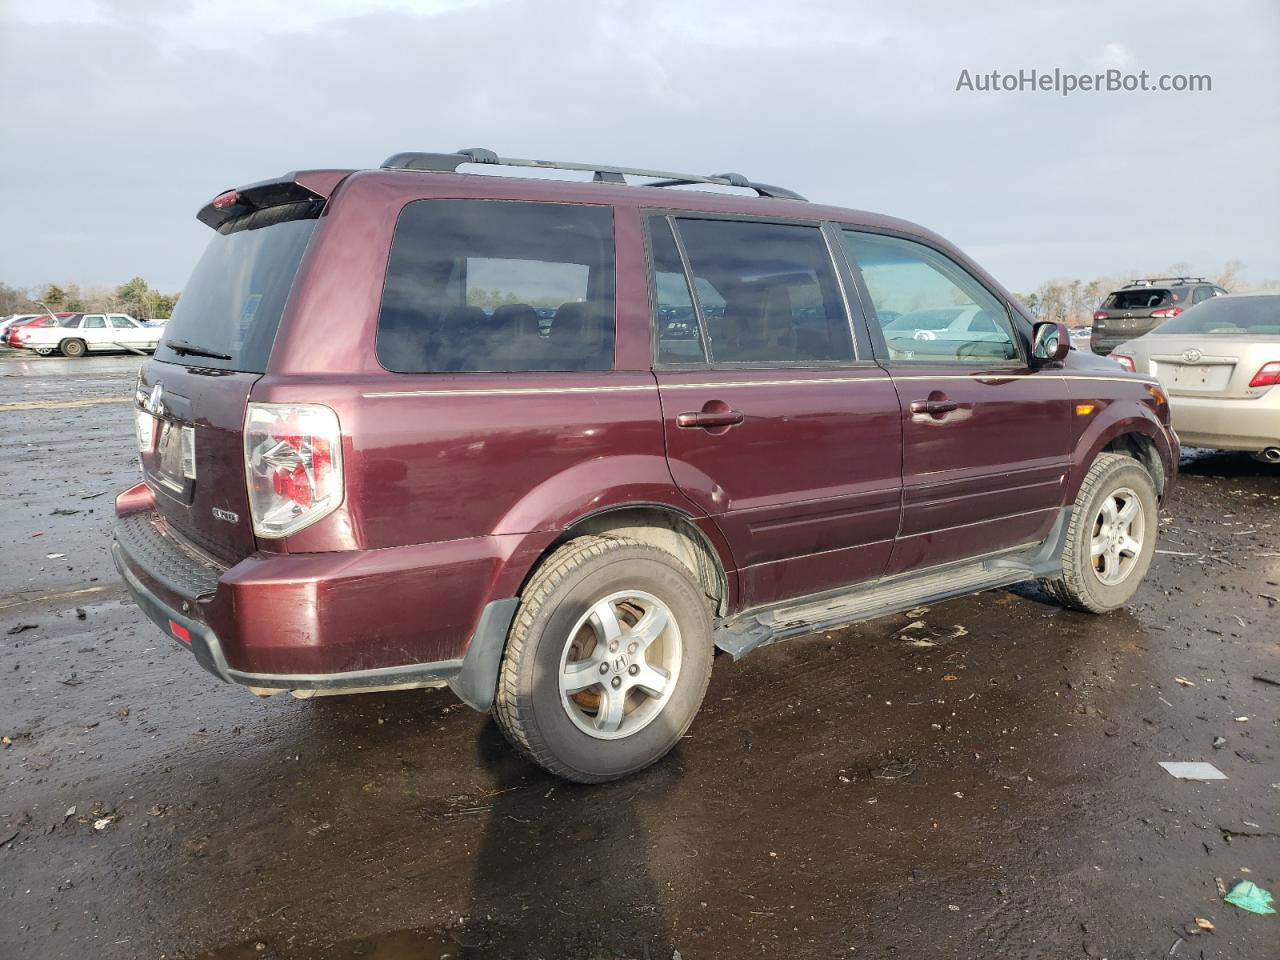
[
  {"x1": 910, "y1": 399, "x2": 959, "y2": 415},
  {"x1": 676, "y1": 409, "x2": 745, "y2": 429}
]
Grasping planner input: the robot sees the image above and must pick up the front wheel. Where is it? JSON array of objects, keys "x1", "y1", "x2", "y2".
[
  {"x1": 1043, "y1": 453, "x2": 1159, "y2": 613},
  {"x1": 493, "y1": 536, "x2": 714, "y2": 783}
]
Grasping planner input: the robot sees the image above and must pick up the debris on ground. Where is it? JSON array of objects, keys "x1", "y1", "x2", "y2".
[
  {"x1": 1158, "y1": 761, "x2": 1227, "y2": 781},
  {"x1": 45, "y1": 552, "x2": 65, "y2": 560},
  {"x1": 6, "y1": 623, "x2": 37, "y2": 635},
  {"x1": 871, "y1": 759, "x2": 918, "y2": 780},
  {"x1": 1224, "y1": 880, "x2": 1275, "y2": 915},
  {"x1": 93, "y1": 816, "x2": 115, "y2": 831},
  {"x1": 1174, "y1": 676, "x2": 1195, "y2": 687},
  {"x1": 1212, "y1": 736, "x2": 1227, "y2": 749},
  {"x1": 1253, "y1": 674, "x2": 1280, "y2": 687}
]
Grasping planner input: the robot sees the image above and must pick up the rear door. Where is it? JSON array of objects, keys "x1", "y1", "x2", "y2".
[
  {"x1": 79, "y1": 314, "x2": 109, "y2": 349},
  {"x1": 138, "y1": 200, "x2": 322, "y2": 565},
  {"x1": 649, "y1": 214, "x2": 902, "y2": 608},
  {"x1": 841, "y1": 229, "x2": 1073, "y2": 574}
]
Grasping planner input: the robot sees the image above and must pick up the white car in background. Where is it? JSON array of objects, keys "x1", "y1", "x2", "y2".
[{"x1": 13, "y1": 313, "x2": 162, "y2": 358}]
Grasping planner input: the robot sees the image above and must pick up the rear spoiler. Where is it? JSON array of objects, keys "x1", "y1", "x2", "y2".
[{"x1": 196, "y1": 169, "x2": 352, "y2": 230}]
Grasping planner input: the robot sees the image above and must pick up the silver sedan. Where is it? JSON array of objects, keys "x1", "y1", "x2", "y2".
[{"x1": 1110, "y1": 292, "x2": 1280, "y2": 463}]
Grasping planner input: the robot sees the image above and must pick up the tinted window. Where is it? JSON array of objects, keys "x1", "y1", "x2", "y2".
[
  {"x1": 1104, "y1": 289, "x2": 1171, "y2": 310},
  {"x1": 648, "y1": 218, "x2": 705, "y2": 364},
  {"x1": 156, "y1": 202, "x2": 320, "y2": 373},
  {"x1": 1151, "y1": 295, "x2": 1280, "y2": 336},
  {"x1": 843, "y1": 231, "x2": 1018, "y2": 362},
  {"x1": 672, "y1": 218, "x2": 852, "y2": 364},
  {"x1": 378, "y1": 200, "x2": 615, "y2": 373}
]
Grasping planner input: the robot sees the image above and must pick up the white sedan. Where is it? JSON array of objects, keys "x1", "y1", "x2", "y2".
[{"x1": 13, "y1": 313, "x2": 162, "y2": 358}]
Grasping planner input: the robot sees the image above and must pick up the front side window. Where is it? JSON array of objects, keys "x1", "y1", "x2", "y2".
[
  {"x1": 843, "y1": 231, "x2": 1018, "y2": 363},
  {"x1": 377, "y1": 200, "x2": 615, "y2": 373},
  {"x1": 82, "y1": 315, "x2": 106, "y2": 329},
  {"x1": 110, "y1": 316, "x2": 135, "y2": 328},
  {"x1": 669, "y1": 218, "x2": 853, "y2": 364}
]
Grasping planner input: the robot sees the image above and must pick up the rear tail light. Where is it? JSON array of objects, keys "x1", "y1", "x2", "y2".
[
  {"x1": 1113, "y1": 354, "x2": 1137, "y2": 373},
  {"x1": 1150, "y1": 307, "x2": 1182, "y2": 318},
  {"x1": 1093, "y1": 310, "x2": 1108, "y2": 321},
  {"x1": 1248, "y1": 362, "x2": 1280, "y2": 388},
  {"x1": 134, "y1": 409, "x2": 156, "y2": 453},
  {"x1": 244, "y1": 402, "x2": 344, "y2": 538}
]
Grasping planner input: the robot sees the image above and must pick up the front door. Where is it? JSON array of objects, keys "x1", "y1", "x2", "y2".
[
  {"x1": 648, "y1": 214, "x2": 903, "y2": 609},
  {"x1": 841, "y1": 229, "x2": 1073, "y2": 574}
]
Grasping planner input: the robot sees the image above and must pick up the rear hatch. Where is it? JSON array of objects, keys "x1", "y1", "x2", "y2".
[
  {"x1": 136, "y1": 177, "x2": 334, "y2": 566},
  {"x1": 1093, "y1": 288, "x2": 1177, "y2": 342}
]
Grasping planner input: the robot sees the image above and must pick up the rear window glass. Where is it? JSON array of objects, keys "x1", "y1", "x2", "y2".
[
  {"x1": 154, "y1": 201, "x2": 320, "y2": 373},
  {"x1": 670, "y1": 218, "x2": 853, "y2": 364},
  {"x1": 1104, "y1": 289, "x2": 1170, "y2": 310},
  {"x1": 1152, "y1": 295, "x2": 1280, "y2": 336},
  {"x1": 377, "y1": 199, "x2": 615, "y2": 373}
]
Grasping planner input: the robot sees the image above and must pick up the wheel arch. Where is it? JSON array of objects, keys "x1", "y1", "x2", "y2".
[
  {"x1": 1069, "y1": 411, "x2": 1175, "y2": 504},
  {"x1": 544, "y1": 503, "x2": 733, "y2": 616}
]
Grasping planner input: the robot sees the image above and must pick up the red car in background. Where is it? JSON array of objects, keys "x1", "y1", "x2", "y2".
[{"x1": 4, "y1": 312, "x2": 78, "y2": 349}]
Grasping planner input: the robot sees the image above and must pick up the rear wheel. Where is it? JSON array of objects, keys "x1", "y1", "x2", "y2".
[
  {"x1": 33, "y1": 347, "x2": 54, "y2": 356},
  {"x1": 60, "y1": 338, "x2": 86, "y2": 358},
  {"x1": 1044, "y1": 453, "x2": 1159, "y2": 613},
  {"x1": 493, "y1": 536, "x2": 714, "y2": 783}
]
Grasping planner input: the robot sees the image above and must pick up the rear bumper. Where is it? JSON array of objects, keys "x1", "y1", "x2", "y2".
[
  {"x1": 1170, "y1": 391, "x2": 1280, "y2": 451},
  {"x1": 112, "y1": 482, "x2": 521, "y2": 708},
  {"x1": 1090, "y1": 337, "x2": 1129, "y2": 356}
]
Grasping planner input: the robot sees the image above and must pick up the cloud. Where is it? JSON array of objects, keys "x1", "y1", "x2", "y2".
[{"x1": 0, "y1": 0, "x2": 1277, "y2": 293}]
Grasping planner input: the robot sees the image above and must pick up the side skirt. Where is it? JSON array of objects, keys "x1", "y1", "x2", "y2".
[{"x1": 714, "y1": 508, "x2": 1071, "y2": 660}]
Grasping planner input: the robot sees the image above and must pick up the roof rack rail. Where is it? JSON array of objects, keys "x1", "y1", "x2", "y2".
[
  {"x1": 379, "y1": 148, "x2": 807, "y2": 201},
  {"x1": 1124, "y1": 276, "x2": 1208, "y2": 287}
]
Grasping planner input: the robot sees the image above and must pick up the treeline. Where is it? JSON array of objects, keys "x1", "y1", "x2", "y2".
[
  {"x1": 0, "y1": 278, "x2": 178, "y2": 319},
  {"x1": 1015, "y1": 260, "x2": 1258, "y2": 327}
]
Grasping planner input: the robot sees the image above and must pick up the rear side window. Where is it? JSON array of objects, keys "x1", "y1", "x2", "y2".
[
  {"x1": 156, "y1": 201, "x2": 320, "y2": 373},
  {"x1": 665, "y1": 218, "x2": 853, "y2": 365},
  {"x1": 843, "y1": 231, "x2": 1018, "y2": 363},
  {"x1": 82, "y1": 315, "x2": 106, "y2": 329},
  {"x1": 377, "y1": 200, "x2": 615, "y2": 373}
]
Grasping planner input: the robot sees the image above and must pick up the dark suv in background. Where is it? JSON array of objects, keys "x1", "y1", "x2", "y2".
[
  {"x1": 1092, "y1": 277, "x2": 1227, "y2": 355},
  {"x1": 112, "y1": 149, "x2": 1178, "y2": 782}
]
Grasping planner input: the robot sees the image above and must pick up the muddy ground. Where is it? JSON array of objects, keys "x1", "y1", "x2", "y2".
[{"x1": 1, "y1": 353, "x2": 1276, "y2": 960}]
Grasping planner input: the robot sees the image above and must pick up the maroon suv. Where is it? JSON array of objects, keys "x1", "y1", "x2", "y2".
[{"x1": 113, "y1": 149, "x2": 1178, "y2": 782}]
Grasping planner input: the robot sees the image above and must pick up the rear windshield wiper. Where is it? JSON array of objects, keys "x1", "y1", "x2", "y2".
[{"x1": 166, "y1": 339, "x2": 232, "y2": 361}]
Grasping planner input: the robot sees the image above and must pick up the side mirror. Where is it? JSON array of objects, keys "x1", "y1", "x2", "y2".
[{"x1": 1032, "y1": 321, "x2": 1070, "y2": 363}]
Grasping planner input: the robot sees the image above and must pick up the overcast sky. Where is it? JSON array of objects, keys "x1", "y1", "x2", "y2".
[{"x1": 2, "y1": 0, "x2": 1277, "y2": 295}]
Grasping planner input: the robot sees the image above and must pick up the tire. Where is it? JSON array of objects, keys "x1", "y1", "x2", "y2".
[
  {"x1": 33, "y1": 347, "x2": 53, "y2": 356},
  {"x1": 60, "y1": 338, "x2": 86, "y2": 358},
  {"x1": 1043, "y1": 453, "x2": 1159, "y2": 613},
  {"x1": 493, "y1": 535, "x2": 714, "y2": 783}
]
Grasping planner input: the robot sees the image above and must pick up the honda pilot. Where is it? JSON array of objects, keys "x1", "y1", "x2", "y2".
[{"x1": 113, "y1": 149, "x2": 1178, "y2": 782}]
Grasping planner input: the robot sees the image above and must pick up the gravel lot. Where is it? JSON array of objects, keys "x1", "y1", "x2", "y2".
[{"x1": 1, "y1": 353, "x2": 1277, "y2": 960}]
